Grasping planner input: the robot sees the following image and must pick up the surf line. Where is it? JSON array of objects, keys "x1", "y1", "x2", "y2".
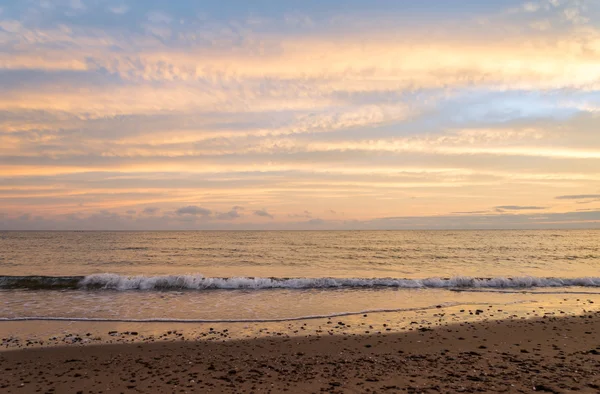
[
  {"x1": 0, "y1": 301, "x2": 530, "y2": 323},
  {"x1": 449, "y1": 289, "x2": 600, "y2": 295}
]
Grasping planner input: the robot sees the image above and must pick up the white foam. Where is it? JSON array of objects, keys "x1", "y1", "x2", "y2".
[{"x1": 79, "y1": 274, "x2": 600, "y2": 291}]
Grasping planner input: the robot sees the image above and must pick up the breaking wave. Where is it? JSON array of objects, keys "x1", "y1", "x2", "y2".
[{"x1": 1, "y1": 274, "x2": 600, "y2": 291}]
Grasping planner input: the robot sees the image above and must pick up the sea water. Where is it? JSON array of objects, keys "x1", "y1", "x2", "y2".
[{"x1": 1, "y1": 230, "x2": 599, "y2": 325}]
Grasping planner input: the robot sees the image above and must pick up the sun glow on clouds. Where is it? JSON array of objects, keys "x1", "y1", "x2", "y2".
[{"x1": 0, "y1": 0, "x2": 599, "y2": 229}]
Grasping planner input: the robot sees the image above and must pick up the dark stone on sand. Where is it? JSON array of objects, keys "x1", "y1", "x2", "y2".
[{"x1": 533, "y1": 384, "x2": 560, "y2": 393}]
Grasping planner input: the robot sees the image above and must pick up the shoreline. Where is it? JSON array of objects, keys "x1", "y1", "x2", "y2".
[
  {"x1": 1, "y1": 312, "x2": 599, "y2": 393},
  {"x1": 2, "y1": 295, "x2": 597, "y2": 351}
]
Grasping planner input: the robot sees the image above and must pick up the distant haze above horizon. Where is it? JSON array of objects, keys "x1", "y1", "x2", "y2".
[{"x1": 1, "y1": 0, "x2": 599, "y2": 230}]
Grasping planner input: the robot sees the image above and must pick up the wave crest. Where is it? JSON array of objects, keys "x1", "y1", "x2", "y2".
[{"x1": 1, "y1": 274, "x2": 600, "y2": 291}]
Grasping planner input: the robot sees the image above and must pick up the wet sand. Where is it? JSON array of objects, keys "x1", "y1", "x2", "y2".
[{"x1": 1, "y1": 312, "x2": 599, "y2": 393}]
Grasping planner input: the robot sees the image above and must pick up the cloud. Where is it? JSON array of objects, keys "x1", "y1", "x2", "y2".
[
  {"x1": 2, "y1": 208, "x2": 598, "y2": 231},
  {"x1": 369, "y1": 210, "x2": 600, "y2": 230},
  {"x1": 108, "y1": 5, "x2": 129, "y2": 15},
  {"x1": 0, "y1": 1, "x2": 599, "y2": 230},
  {"x1": 176, "y1": 205, "x2": 212, "y2": 216},
  {"x1": 70, "y1": 0, "x2": 85, "y2": 10},
  {"x1": 147, "y1": 11, "x2": 173, "y2": 24},
  {"x1": 253, "y1": 209, "x2": 274, "y2": 219},
  {"x1": 576, "y1": 199, "x2": 600, "y2": 205},
  {"x1": 288, "y1": 210, "x2": 311, "y2": 218},
  {"x1": 451, "y1": 211, "x2": 490, "y2": 214},
  {"x1": 555, "y1": 194, "x2": 600, "y2": 200},
  {"x1": 126, "y1": 209, "x2": 136, "y2": 215},
  {"x1": 215, "y1": 206, "x2": 243, "y2": 220},
  {"x1": 143, "y1": 207, "x2": 160, "y2": 215},
  {"x1": 495, "y1": 205, "x2": 547, "y2": 210}
]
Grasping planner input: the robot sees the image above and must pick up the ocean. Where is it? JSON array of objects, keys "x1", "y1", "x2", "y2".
[{"x1": 1, "y1": 230, "x2": 599, "y2": 326}]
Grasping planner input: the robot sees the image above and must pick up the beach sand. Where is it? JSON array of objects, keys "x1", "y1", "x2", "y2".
[{"x1": 1, "y1": 312, "x2": 599, "y2": 393}]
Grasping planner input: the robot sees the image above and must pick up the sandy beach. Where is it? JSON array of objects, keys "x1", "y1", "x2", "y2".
[{"x1": 1, "y1": 311, "x2": 599, "y2": 393}]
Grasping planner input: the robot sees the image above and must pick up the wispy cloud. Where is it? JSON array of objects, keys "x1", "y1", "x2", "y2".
[
  {"x1": 556, "y1": 194, "x2": 600, "y2": 200},
  {"x1": 495, "y1": 205, "x2": 547, "y2": 210},
  {"x1": 0, "y1": 0, "x2": 599, "y2": 229},
  {"x1": 2, "y1": 208, "x2": 599, "y2": 231},
  {"x1": 108, "y1": 4, "x2": 129, "y2": 15},
  {"x1": 176, "y1": 206, "x2": 212, "y2": 216}
]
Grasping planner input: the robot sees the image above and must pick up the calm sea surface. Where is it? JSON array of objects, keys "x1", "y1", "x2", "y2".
[{"x1": 1, "y1": 230, "x2": 599, "y2": 321}]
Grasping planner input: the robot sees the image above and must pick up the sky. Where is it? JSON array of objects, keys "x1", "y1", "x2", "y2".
[{"x1": 1, "y1": 0, "x2": 600, "y2": 230}]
